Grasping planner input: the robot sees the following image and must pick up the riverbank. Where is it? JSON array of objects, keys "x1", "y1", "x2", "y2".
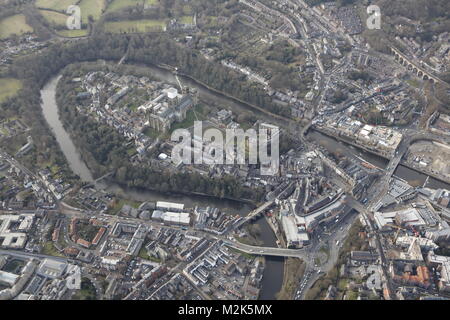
[
  {"x1": 313, "y1": 127, "x2": 450, "y2": 185},
  {"x1": 276, "y1": 258, "x2": 305, "y2": 300},
  {"x1": 308, "y1": 130, "x2": 450, "y2": 190}
]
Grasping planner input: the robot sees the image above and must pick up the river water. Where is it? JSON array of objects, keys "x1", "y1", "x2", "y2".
[{"x1": 307, "y1": 131, "x2": 450, "y2": 190}]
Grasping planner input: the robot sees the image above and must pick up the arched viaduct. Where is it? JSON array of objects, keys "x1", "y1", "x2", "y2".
[{"x1": 390, "y1": 47, "x2": 443, "y2": 84}]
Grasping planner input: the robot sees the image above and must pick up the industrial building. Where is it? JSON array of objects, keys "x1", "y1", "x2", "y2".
[{"x1": 152, "y1": 211, "x2": 191, "y2": 226}]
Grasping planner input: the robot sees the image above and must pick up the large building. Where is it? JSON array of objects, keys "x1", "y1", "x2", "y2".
[
  {"x1": 0, "y1": 214, "x2": 35, "y2": 249},
  {"x1": 427, "y1": 251, "x2": 450, "y2": 292},
  {"x1": 156, "y1": 201, "x2": 185, "y2": 212},
  {"x1": 37, "y1": 259, "x2": 67, "y2": 279},
  {"x1": 280, "y1": 215, "x2": 309, "y2": 248},
  {"x1": 145, "y1": 88, "x2": 196, "y2": 133},
  {"x1": 152, "y1": 211, "x2": 190, "y2": 226}
]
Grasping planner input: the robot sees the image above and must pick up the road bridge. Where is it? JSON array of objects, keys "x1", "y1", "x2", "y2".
[
  {"x1": 223, "y1": 240, "x2": 307, "y2": 258},
  {"x1": 232, "y1": 200, "x2": 274, "y2": 231}
]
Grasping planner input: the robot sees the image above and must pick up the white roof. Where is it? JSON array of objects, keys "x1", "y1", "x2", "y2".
[
  {"x1": 101, "y1": 256, "x2": 121, "y2": 265},
  {"x1": 0, "y1": 271, "x2": 19, "y2": 286},
  {"x1": 37, "y1": 259, "x2": 67, "y2": 278},
  {"x1": 282, "y1": 216, "x2": 309, "y2": 243},
  {"x1": 156, "y1": 201, "x2": 184, "y2": 211},
  {"x1": 162, "y1": 212, "x2": 190, "y2": 225}
]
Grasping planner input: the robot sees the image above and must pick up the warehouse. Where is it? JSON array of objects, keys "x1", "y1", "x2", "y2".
[{"x1": 156, "y1": 201, "x2": 185, "y2": 212}]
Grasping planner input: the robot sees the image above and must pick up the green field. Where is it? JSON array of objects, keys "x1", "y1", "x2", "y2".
[
  {"x1": 79, "y1": 0, "x2": 106, "y2": 22},
  {"x1": 0, "y1": 14, "x2": 34, "y2": 39},
  {"x1": 35, "y1": 0, "x2": 77, "y2": 12},
  {"x1": 0, "y1": 78, "x2": 22, "y2": 103},
  {"x1": 103, "y1": 19, "x2": 166, "y2": 33},
  {"x1": 39, "y1": 9, "x2": 69, "y2": 27},
  {"x1": 56, "y1": 28, "x2": 89, "y2": 37},
  {"x1": 179, "y1": 15, "x2": 194, "y2": 24},
  {"x1": 106, "y1": 0, "x2": 156, "y2": 13},
  {"x1": 41, "y1": 241, "x2": 64, "y2": 257}
]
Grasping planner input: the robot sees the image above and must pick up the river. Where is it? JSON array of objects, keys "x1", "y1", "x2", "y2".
[{"x1": 307, "y1": 131, "x2": 450, "y2": 190}]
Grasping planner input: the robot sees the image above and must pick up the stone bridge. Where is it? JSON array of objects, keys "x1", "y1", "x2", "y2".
[{"x1": 390, "y1": 47, "x2": 443, "y2": 84}]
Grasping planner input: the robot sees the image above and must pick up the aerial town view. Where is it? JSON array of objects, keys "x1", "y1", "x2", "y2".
[{"x1": 0, "y1": 0, "x2": 450, "y2": 308}]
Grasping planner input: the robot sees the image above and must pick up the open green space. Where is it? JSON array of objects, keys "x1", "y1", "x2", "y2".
[
  {"x1": 138, "y1": 247, "x2": 162, "y2": 262},
  {"x1": 77, "y1": 221, "x2": 100, "y2": 242},
  {"x1": 169, "y1": 104, "x2": 208, "y2": 134},
  {"x1": 41, "y1": 241, "x2": 64, "y2": 257},
  {"x1": 79, "y1": 0, "x2": 106, "y2": 22},
  {"x1": 0, "y1": 78, "x2": 22, "y2": 103},
  {"x1": 39, "y1": 9, "x2": 69, "y2": 27},
  {"x1": 276, "y1": 258, "x2": 305, "y2": 300},
  {"x1": 107, "y1": 197, "x2": 141, "y2": 215},
  {"x1": 179, "y1": 15, "x2": 194, "y2": 24},
  {"x1": 56, "y1": 28, "x2": 89, "y2": 37},
  {"x1": 103, "y1": 19, "x2": 166, "y2": 34},
  {"x1": 0, "y1": 14, "x2": 33, "y2": 39},
  {"x1": 106, "y1": 0, "x2": 156, "y2": 13},
  {"x1": 35, "y1": 0, "x2": 77, "y2": 12}
]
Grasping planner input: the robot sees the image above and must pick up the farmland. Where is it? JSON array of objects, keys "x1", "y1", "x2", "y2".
[
  {"x1": 39, "y1": 9, "x2": 69, "y2": 27},
  {"x1": 103, "y1": 19, "x2": 166, "y2": 34},
  {"x1": 35, "y1": 0, "x2": 78, "y2": 12},
  {"x1": 0, "y1": 78, "x2": 22, "y2": 103},
  {"x1": 79, "y1": 0, "x2": 106, "y2": 22},
  {"x1": 0, "y1": 14, "x2": 33, "y2": 39},
  {"x1": 56, "y1": 29, "x2": 89, "y2": 37},
  {"x1": 106, "y1": 0, "x2": 156, "y2": 13}
]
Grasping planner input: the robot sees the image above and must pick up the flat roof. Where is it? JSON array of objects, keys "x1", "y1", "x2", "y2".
[
  {"x1": 156, "y1": 201, "x2": 184, "y2": 210},
  {"x1": 0, "y1": 270, "x2": 19, "y2": 286}
]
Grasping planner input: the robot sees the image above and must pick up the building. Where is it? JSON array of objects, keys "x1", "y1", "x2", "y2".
[
  {"x1": 427, "y1": 251, "x2": 450, "y2": 292},
  {"x1": 396, "y1": 236, "x2": 438, "y2": 251},
  {"x1": 0, "y1": 214, "x2": 35, "y2": 249},
  {"x1": 147, "y1": 91, "x2": 196, "y2": 133},
  {"x1": 280, "y1": 215, "x2": 309, "y2": 248},
  {"x1": 0, "y1": 271, "x2": 19, "y2": 287},
  {"x1": 156, "y1": 201, "x2": 185, "y2": 212},
  {"x1": 350, "y1": 251, "x2": 379, "y2": 265},
  {"x1": 37, "y1": 259, "x2": 67, "y2": 279},
  {"x1": 390, "y1": 261, "x2": 431, "y2": 289},
  {"x1": 162, "y1": 212, "x2": 191, "y2": 226}
]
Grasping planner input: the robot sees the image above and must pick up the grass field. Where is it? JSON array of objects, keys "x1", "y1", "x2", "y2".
[
  {"x1": 39, "y1": 9, "x2": 69, "y2": 27},
  {"x1": 179, "y1": 15, "x2": 194, "y2": 24},
  {"x1": 106, "y1": 0, "x2": 142, "y2": 13},
  {"x1": 35, "y1": 0, "x2": 77, "y2": 12},
  {"x1": 106, "y1": 0, "x2": 155, "y2": 13},
  {"x1": 107, "y1": 198, "x2": 141, "y2": 215},
  {"x1": 56, "y1": 28, "x2": 89, "y2": 37},
  {"x1": 0, "y1": 14, "x2": 33, "y2": 39},
  {"x1": 79, "y1": 0, "x2": 106, "y2": 22},
  {"x1": 103, "y1": 19, "x2": 166, "y2": 33},
  {"x1": 0, "y1": 78, "x2": 22, "y2": 103},
  {"x1": 41, "y1": 241, "x2": 64, "y2": 257}
]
